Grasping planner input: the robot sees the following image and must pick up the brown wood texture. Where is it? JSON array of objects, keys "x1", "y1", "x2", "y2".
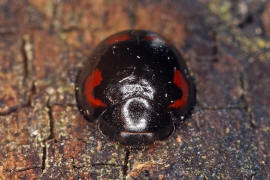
[{"x1": 0, "y1": 0, "x2": 269, "y2": 179}]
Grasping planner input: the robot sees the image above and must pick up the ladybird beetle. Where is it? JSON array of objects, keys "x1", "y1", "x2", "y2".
[{"x1": 75, "y1": 30, "x2": 196, "y2": 146}]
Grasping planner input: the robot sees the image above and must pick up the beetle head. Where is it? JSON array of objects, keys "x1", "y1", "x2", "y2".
[{"x1": 98, "y1": 97, "x2": 174, "y2": 146}]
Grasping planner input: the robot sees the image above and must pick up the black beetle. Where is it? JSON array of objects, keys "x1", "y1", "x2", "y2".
[{"x1": 75, "y1": 30, "x2": 196, "y2": 146}]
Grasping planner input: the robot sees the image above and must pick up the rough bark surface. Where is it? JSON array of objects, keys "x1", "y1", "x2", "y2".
[{"x1": 0, "y1": 0, "x2": 269, "y2": 179}]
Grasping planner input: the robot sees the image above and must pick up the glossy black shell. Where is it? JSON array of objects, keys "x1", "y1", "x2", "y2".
[{"x1": 75, "y1": 30, "x2": 196, "y2": 146}]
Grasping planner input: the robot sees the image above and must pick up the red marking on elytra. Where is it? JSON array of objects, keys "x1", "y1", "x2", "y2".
[
  {"x1": 84, "y1": 69, "x2": 107, "y2": 107},
  {"x1": 168, "y1": 69, "x2": 189, "y2": 108},
  {"x1": 105, "y1": 34, "x2": 131, "y2": 45},
  {"x1": 145, "y1": 35, "x2": 155, "y2": 41}
]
